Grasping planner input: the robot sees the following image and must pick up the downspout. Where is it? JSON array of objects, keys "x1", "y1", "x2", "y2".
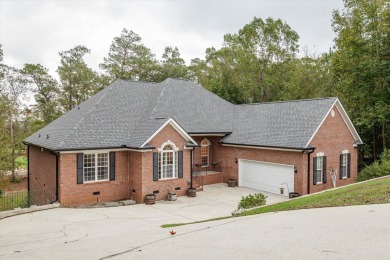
[
  {"x1": 27, "y1": 145, "x2": 30, "y2": 207},
  {"x1": 190, "y1": 147, "x2": 194, "y2": 189},
  {"x1": 56, "y1": 153, "x2": 59, "y2": 202},
  {"x1": 307, "y1": 148, "x2": 315, "y2": 195}
]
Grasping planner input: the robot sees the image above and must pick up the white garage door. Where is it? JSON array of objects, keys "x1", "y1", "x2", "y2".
[{"x1": 239, "y1": 159, "x2": 294, "y2": 197}]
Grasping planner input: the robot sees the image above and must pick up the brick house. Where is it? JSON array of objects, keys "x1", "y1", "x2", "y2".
[{"x1": 25, "y1": 78, "x2": 363, "y2": 206}]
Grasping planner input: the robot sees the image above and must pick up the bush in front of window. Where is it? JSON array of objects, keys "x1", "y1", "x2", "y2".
[
  {"x1": 357, "y1": 149, "x2": 390, "y2": 181},
  {"x1": 238, "y1": 193, "x2": 267, "y2": 210}
]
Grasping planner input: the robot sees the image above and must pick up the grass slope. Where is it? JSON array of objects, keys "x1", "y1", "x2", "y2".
[
  {"x1": 241, "y1": 177, "x2": 390, "y2": 216},
  {"x1": 161, "y1": 177, "x2": 390, "y2": 228}
]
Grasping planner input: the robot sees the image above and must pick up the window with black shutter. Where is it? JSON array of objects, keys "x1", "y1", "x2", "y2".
[{"x1": 313, "y1": 156, "x2": 326, "y2": 184}]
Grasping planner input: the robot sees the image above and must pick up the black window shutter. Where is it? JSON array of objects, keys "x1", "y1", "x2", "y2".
[
  {"x1": 109, "y1": 152, "x2": 115, "y2": 181},
  {"x1": 323, "y1": 156, "x2": 327, "y2": 183},
  {"x1": 339, "y1": 154, "x2": 343, "y2": 179},
  {"x1": 347, "y1": 153, "x2": 351, "y2": 178},
  {"x1": 77, "y1": 153, "x2": 83, "y2": 184},
  {"x1": 153, "y1": 152, "x2": 158, "y2": 181},
  {"x1": 313, "y1": 157, "x2": 317, "y2": 185},
  {"x1": 178, "y1": 151, "x2": 183, "y2": 178}
]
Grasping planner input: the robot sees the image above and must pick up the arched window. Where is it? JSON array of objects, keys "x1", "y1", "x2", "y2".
[
  {"x1": 201, "y1": 139, "x2": 210, "y2": 167},
  {"x1": 159, "y1": 142, "x2": 177, "y2": 179}
]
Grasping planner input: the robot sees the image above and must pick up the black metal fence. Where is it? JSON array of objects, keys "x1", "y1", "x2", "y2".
[{"x1": 0, "y1": 189, "x2": 57, "y2": 211}]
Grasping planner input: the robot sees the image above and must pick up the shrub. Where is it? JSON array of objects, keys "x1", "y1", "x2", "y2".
[
  {"x1": 357, "y1": 159, "x2": 390, "y2": 181},
  {"x1": 10, "y1": 176, "x2": 22, "y2": 183},
  {"x1": 238, "y1": 193, "x2": 267, "y2": 210},
  {"x1": 381, "y1": 149, "x2": 390, "y2": 162}
]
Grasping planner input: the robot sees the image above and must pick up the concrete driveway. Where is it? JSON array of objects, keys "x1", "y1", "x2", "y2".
[{"x1": 0, "y1": 184, "x2": 287, "y2": 259}]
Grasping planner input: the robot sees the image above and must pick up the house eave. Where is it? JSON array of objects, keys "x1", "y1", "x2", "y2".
[
  {"x1": 220, "y1": 142, "x2": 312, "y2": 152},
  {"x1": 188, "y1": 132, "x2": 232, "y2": 137},
  {"x1": 24, "y1": 143, "x2": 155, "y2": 154}
]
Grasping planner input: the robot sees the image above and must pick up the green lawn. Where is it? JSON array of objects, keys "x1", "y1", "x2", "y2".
[
  {"x1": 15, "y1": 156, "x2": 28, "y2": 170},
  {"x1": 240, "y1": 177, "x2": 390, "y2": 216},
  {"x1": 161, "y1": 177, "x2": 390, "y2": 228}
]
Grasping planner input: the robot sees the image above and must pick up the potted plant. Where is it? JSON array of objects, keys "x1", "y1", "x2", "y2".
[
  {"x1": 145, "y1": 194, "x2": 156, "y2": 204},
  {"x1": 187, "y1": 188, "x2": 196, "y2": 197},
  {"x1": 228, "y1": 179, "x2": 236, "y2": 187}
]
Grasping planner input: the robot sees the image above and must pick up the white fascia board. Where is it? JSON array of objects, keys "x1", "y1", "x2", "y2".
[
  {"x1": 305, "y1": 99, "x2": 363, "y2": 148},
  {"x1": 189, "y1": 133, "x2": 227, "y2": 137},
  {"x1": 59, "y1": 148, "x2": 152, "y2": 154},
  {"x1": 140, "y1": 118, "x2": 198, "y2": 148},
  {"x1": 334, "y1": 99, "x2": 363, "y2": 144}
]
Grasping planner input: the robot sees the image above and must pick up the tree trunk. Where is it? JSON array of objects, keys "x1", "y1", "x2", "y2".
[
  {"x1": 372, "y1": 125, "x2": 377, "y2": 161},
  {"x1": 382, "y1": 122, "x2": 387, "y2": 150},
  {"x1": 9, "y1": 112, "x2": 16, "y2": 179}
]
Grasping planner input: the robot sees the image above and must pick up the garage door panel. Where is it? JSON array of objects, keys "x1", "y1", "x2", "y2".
[{"x1": 239, "y1": 160, "x2": 294, "y2": 197}]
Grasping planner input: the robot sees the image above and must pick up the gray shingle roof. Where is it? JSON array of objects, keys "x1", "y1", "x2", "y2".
[
  {"x1": 222, "y1": 98, "x2": 338, "y2": 149},
  {"x1": 25, "y1": 78, "x2": 340, "y2": 151}
]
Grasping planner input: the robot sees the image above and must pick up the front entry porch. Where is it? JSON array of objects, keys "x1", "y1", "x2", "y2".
[{"x1": 192, "y1": 163, "x2": 224, "y2": 191}]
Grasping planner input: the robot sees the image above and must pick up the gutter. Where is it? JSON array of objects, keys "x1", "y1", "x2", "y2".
[
  {"x1": 27, "y1": 144, "x2": 30, "y2": 207},
  {"x1": 55, "y1": 154, "x2": 59, "y2": 202},
  {"x1": 190, "y1": 147, "x2": 194, "y2": 189},
  {"x1": 305, "y1": 147, "x2": 316, "y2": 194},
  {"x1": 23, "y1": 142, "x2": 155, "y2": 153},
  {"x1": 220, "y1": 141, "x2": 312, "y2": 152}
]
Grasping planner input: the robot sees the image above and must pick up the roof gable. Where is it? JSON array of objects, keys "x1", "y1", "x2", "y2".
[
  {"x1": 305, "y1": 98, "x2": 363, "y2": 147},
  {"x1": 140, "y1": 118, "x2": 197, "y2": 148}
]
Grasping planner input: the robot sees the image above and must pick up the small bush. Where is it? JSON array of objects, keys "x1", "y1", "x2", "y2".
[
  {"x1": 238, "y1": 193, "x2": 267, "y2": 210},
  {"x1": 357, "y1": 160, "x2": 390, "y2": 181},
  {"x1": 10, "y1": 176, "x2": 21, "y2": 183},
  {"x1": 381, "y1": 149, "x2": 390, "y2": 161},
  {"x1": 15, "y1": 156, "x2": 28, "y2": 169}
]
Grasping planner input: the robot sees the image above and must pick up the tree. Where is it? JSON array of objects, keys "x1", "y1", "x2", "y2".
[
  {"x1": 57, "y1": 45, "x2": 99, "y2": 111},
  {"x1": 191, "y1": 17, "x2": 300, "y2": 103},
  {"x1": 0, "y1": 95, "x2": 11, "y2": 175},
  {"x1": 100, "y1": 28, "x2": 157, "y2": 81},
  {"x1": 153, "y1": 46, "x2": 189, "y2": 82},
  {"x1": 0, "y1": 64, "x2": 30, "y2": 179},
  {"x1": 21, "y1": 64, "x2": 61, "y2": 123},
  {"x1": 225, "y1": 17, "x2": 300, "y2": 102},
  {"x1": 332, "y1": 0, "x2": 390, "y2": 161},
  {"x1": 190, "y1": 46, "x2": 256, "y2": 104}
]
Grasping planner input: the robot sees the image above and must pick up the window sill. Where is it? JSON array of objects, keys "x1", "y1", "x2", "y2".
[
  {"x1": 83, "y1": 180, "x2": 110, "y2": 185},
  {"x1": 158, "y1": 177, "x2": 179, "y2": 182},
  {"x1": 316, "y1": 182, "x2": 324, "y2": 185}
]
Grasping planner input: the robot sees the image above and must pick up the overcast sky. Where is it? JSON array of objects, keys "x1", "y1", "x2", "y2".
[{"x1": 1, "y1": 0, "x2": 344, "y2": 78}]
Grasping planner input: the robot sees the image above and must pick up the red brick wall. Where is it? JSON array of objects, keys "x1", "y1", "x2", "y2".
[
  {"x1": 214, "y1": 144, "x2": 304, "y2": 193},
  {"x1": 28, "y1": 145, "x2": 57, "y2": 203},
  {"x1": 58, "y1": 151, "x2": 130, "y2": 206},
  {"x1": 141, "y1": 123, "x2": 191, "y2": 202},
  {"x1": 192, "y1": 136, "x2": 220, "y2": 166},
  {"x1": 308, "y1": 105, "x2": 358, "y2": 193},
  {"x1": 128, "y1": 151, "x2": 143, "y2": 203}
]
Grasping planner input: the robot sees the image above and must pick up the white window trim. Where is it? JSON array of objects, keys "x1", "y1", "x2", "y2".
[
  {"x1": 201, "y1": 138, "x2": 210, "y2": 167},
  {"x1": 341, "y1": 153, "x2": 348, "y2": 179},
  {"x1": 158, "y1": 141, "x2": 178, "y2": 180},
  {"x1": 316, "y1": 156, "x2": 323, "y2": 184},
  {"x1": 83, "y1": 152, "x2": 110, "y2": 183}
]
